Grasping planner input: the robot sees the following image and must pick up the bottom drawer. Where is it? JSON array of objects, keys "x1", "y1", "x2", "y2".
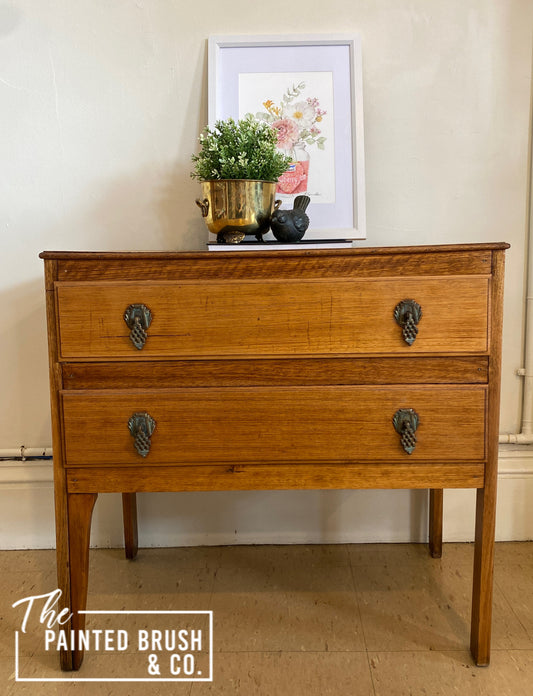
[{"x1": 61, "y1": 386, "x2": 486, "y2": 466}]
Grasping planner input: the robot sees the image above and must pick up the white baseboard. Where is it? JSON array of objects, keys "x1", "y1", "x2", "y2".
[
  {"x1": 2, "y1": 446, "x2": 532, "y2": 549},
  {"x1": 495, "y1": 442, "x2": 533, "y2": 476},
  {"x1": 0, "y1": 461, "x2": 53, "y2": 485}
]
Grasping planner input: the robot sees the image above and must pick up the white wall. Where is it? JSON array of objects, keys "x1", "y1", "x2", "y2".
[{"x1": 1, "y1": 0, "x2": 532, "y2": 548}]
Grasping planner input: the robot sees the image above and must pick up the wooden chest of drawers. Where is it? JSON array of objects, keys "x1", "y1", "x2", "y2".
[{"x1": 41, "y1": 243, "x2": 508, "y2": 670}]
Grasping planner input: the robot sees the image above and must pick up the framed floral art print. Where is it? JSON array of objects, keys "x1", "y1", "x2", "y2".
[{"x1": 208, "y1": 34, "x2": 366, "y2": 239}]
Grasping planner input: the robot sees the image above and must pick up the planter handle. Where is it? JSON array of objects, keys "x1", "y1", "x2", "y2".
[{"x1": 196, "y1": 198, "x2": 209, "y2": 217}]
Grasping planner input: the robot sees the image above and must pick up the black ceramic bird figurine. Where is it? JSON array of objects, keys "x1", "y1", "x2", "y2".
[{"x1": 270, "y1": 195, "x2": 310, "y2": 243}]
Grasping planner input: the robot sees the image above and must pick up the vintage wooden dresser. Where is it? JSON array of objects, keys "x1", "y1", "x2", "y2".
[{"x1": 41, "y1": 242, "x2": 508, "y2": 669}]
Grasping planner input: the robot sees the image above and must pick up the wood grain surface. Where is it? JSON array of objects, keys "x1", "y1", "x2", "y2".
[
  {"x1": 61, "y1": 385, "x2": 486, "y2": 466},
  {"x1": 55, "y1": 276, "x2": 490, "y2": 359},
  {"x1": 66, "y1": 462, "x2": 485, "y2": 494}
]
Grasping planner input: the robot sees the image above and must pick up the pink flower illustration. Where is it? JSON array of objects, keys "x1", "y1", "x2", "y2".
[
  {"x1": 257, "y1": 82, "x2": 328, "y2": 195},
  {"x1": 257, "y1": 83, "x2": 328, "y2": 154},
  {"x1": 272, "y1": 118, "x2": 300, "y2": 151}
]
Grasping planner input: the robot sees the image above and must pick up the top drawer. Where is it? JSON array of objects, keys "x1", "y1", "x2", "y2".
[{"x1": 55, "y1": 276, "x2": 489, "y2": 360}]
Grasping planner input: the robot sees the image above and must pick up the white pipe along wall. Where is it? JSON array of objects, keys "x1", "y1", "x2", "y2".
[
  {"x1": 498, "y1": 240, "x2": 533, "y2": 443},
  {"x1": 499, "y1": 91, "x2": 533, "y2": 445},
  {"x1": 0, "y1": 448, "x2": 52, "y2": 460}
]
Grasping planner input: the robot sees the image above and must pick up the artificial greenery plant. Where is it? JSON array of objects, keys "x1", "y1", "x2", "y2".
[{"x1": 191, "y1": 115, "x2": 291, "y2": 182}]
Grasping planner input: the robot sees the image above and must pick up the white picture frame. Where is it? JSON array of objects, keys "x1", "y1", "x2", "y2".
[{"x1": 208, "y1": 34, "x2": 366, "y2": 240}]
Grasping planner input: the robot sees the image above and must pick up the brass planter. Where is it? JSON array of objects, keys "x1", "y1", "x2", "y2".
[{"x1": 196, "y1": 179, "x2": 280, "y2": 243}]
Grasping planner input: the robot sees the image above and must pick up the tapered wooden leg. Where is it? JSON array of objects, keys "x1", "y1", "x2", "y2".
[
  {"x1": 68, "y1": 492, "x2": 98, "y2": 670},
  {"x1": 54, "y1": 467, "x2": 74, "y2": 671},
  {"x1": 469, "y1": 244, "x2": 503, "y2": 666},
  {"x1": 122, "y1": 492, "x2": 138, "y2": 560},
  {"x1": 429, "y1": 489, "x2": 443, "y2": 558},
  {"x1": 470, "y1": 478, "x2": 497, "y2": 666}
]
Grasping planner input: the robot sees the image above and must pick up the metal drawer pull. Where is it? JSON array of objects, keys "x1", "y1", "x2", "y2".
[
  {"x1": 394, "y1": 299, "x2": 422, "y2": 345},
  {"x1": 393, "y1": 408, "x2": 419, "y2": 455},
  {"x1": 128, "y1": 412, "x2": 156, "y2": 457},
  {"x1": 124, "y1": 304, "x2": 152, "y2": 350}
]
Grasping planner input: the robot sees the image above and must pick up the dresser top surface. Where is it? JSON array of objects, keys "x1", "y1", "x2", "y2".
[{"x1": 40, "y1": 242, "x2": 509, "y2": 262}]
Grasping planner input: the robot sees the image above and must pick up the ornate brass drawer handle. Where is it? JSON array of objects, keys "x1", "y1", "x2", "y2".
[
  {"x1": 124, "y1": 304, "x2": 152, "y2": 350},
  {"x1": 128, "y1": 412, "x2": 156, "y2": 457},
  {"x1": 394, "y1": 299, "x2": 422, "y2": 345},
  {"x1": 393, "y1": 408, "x2": 419, "y2": 455}
]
